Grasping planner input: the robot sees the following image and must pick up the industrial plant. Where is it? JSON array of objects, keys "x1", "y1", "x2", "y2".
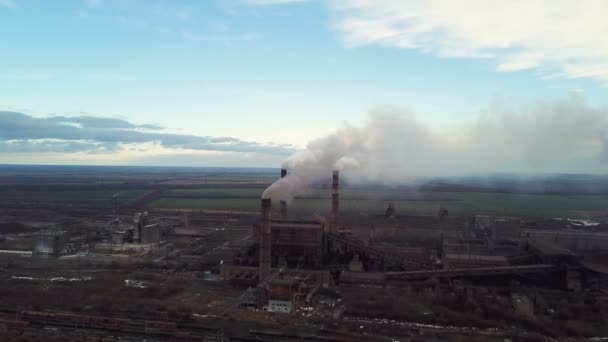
[
  {"x1": 224, "y1": 169, "x2": 608, "y2": 316},
  {"x1": 0, "y1": 166, "x2": 607, "y2": 341}
]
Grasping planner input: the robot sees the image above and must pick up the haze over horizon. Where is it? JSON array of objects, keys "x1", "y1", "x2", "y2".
[{"x1": 2, "y1": 0, "x2": 608, "y2": 176}]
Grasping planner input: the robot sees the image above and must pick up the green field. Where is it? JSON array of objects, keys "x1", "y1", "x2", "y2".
[
  {"x1": 7, "y1": 186, "x2": 602, "y2": 218},
  {"x1": 5, "y1": 166, "x2": 608, "y2": 218},
  {"x1": 0, "y1": 190, "x2": 151, "y2": 209},
  {"x1": 165, "y1": 188, "x2": 263, "y2": 198},
  {"x1": 152, "y1": 188, "x2": 608, "y2": 218}
]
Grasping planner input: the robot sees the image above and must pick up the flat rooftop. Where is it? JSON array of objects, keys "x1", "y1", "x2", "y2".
[{"x1": 34, "y1": 230, "x2": 68, "y2": 236}]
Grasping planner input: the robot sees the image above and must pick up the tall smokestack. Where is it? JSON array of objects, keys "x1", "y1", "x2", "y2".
[
  {"x1": 259, "y1": 198, "x2": 272, "y2": 282},
  {"x1": 331, "y1": 170, "x2": 339, "y2": 232},
  {"x1": 279, "y1": 169, "x2": 288, "y2": 219}
]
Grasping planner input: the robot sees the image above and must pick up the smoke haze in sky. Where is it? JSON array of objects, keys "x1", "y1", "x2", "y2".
[{"x1": 262, "y1": 96, "x2": 608, "y2": 200}]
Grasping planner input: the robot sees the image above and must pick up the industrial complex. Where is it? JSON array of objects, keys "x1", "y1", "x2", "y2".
[{"x1": 0, "y1": 166, "x2": 607, "y2": 341}]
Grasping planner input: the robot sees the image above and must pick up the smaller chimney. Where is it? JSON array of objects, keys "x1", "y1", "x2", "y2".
[
  {"x1": 279, "y1": 169, "x2": 288, "y2": 219},
  {"x1": 331, "y1": 170, "x2": 339, "y2": 232}
]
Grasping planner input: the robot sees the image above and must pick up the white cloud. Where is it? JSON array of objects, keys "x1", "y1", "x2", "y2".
[
  {"x1": 180, "y1": 29, "x2": 199, "y2": 42},
  {"x1": 84, "y1": 0, "x2": 101, "y2": 9},
  {"x1": 243, "y1": 32, "x2": 262, "y2": 42},
  {"x1": 330, "y1": 0, "x2": 608, "y2": 82},
  {"x1": 0, "y1": 0, "x2": 16, "y2": 9},
  {"x1": 244, "y1": 0, "x2": 310, "y2": 5}
]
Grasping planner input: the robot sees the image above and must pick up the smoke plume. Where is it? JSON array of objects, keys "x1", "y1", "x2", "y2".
[{"x1": 262, "y1": 96, "x2": 608, "y2": 200}]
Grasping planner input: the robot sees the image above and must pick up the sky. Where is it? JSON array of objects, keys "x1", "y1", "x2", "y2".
[{"x1": 1, "y1": 0, "x2": 608, "y2": 171}]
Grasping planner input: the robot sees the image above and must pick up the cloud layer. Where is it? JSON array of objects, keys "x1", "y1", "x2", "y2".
[
  {"x1": 0, "y1": 111, "x2": 294, "y2": 155},
  {"x1": 330, "y1": 0, "x2": 608, "y2": 82}
]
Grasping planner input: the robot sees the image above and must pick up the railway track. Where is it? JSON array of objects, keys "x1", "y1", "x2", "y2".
[
  {"x1": 0, "y1": 308, "x2": 386, "y2": 341},
  {"x1": 385, "y1": 263, "x2": 560, "y2": 280},
  {"x1": 0, "y1": 309, "x2": 222, "y2": 341}
]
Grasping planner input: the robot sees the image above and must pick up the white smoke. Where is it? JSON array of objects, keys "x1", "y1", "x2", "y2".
[
  {"x1": 261, "y1": 170, "x2": 320, "y2": 202},
  {"x1": 261, "y1": 96, "x2": 608, "y2": 200}
]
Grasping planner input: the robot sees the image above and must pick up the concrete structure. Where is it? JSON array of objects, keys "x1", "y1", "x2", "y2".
[
  {"x1": 473, "y1": 215, "x2": 494, "y2": 237},
  {"x1": 523, "y1": 229, "x2": 608, "y2": 252},
  {"x1": 132, "y1": 212, "x2": 149, "y2": 243},
  {"x1": 493, "y1": 217, "x2": 522, "y2": 239},
  {"x1": 348, "y1": 253, "x2": 364, "y2": 272},
  {"x1": 266, "y1": 276, "x2": 297, "y2": 313},
  {"x1": 443, "y1": 253, "x2": 510, "y2": 268},
  {"x1": 259, "y1": 198, "x2": 272, "y2": 282},
  {"x1": 128, "y1": 212, "x2": 163, "y2": 244},
  {"x1": 270, "y1": 219, "x2": 324, "y2": 269},
  {"x1": 442, "y1": 238, "x2": 527, "y2": 268},
  {"x1": 327, "y1": 232, "x2": 429, "y2": 270},
  {"x1": 32, "y1": 230, "x2": 69, "y2": 258},
  {"x1": 111, "y1": 231, "x2": 128, "y2": 244}
]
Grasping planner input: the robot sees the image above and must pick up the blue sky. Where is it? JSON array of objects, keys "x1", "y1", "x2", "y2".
[{"x1": 1, "y1": 0, "x2": 608, "y2": 170}]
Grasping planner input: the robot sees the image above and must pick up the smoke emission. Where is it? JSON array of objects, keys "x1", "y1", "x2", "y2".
[{"x1": 261, "y1": 96, "x2": 608, "y2": 200}]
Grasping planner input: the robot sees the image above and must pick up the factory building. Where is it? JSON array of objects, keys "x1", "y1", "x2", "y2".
[
  {"x1": 523, "y1": 229, "x2": 608, "y2": 252},
  {"x1": 257, "y1": 180, "x2": 332, "y2": 279},
  {"x1": 258, "y1": 170, "x2": 340, "y2": 276},
  {"x1": 265, "y1": 276, "x2": 298, "y2": 313},
  {"x1": 111, "y1": 230, "x2": 129, "y2": 244},
  {"x1": 132, "y1": 212, "x2": 149, "y2": 243},
  {"x1": 32, "y1": 230, "x2": 69, "y2": 258},
  {"x1": 126, "y1": 212, "x2": 162, "y2": 244},
  {"x1": 141, "y1": 223, "x2": 162, "y2": 244},
  {"x1": 264, "y1": 218, "x2": 325, "y2": 268}
]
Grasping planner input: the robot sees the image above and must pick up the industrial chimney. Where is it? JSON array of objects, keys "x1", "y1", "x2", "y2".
[
  {"x1": 331, "y1": 170, "x2": 339, "y2": 232},
  {"x1": 259, "y1": 198, "x2": 272, "y2": 282},
  {"x1": 279, "y1": 169, "x2": 288, "y2": 219}
]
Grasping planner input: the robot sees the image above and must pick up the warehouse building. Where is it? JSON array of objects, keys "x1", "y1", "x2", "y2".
[{"x1": 32, "y1": 230, "x2": 69, "y2": 258}]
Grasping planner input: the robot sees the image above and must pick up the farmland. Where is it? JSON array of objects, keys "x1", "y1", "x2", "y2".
[
  {"x1": 0, "y1": 190, "x2": 151, "y2": 209},
  {"x1": 152, "y1": 187, "x2": 608, "y2": 219},
  {"x1": 0, "y1": 165, "x2": 607, "y2": 219}
]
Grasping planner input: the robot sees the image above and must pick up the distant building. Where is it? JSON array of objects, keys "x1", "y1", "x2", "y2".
[
  {"x1": 443, "y1": 252, "x2": 510, "y2": 268},
  {"x1": 111, "y1": 230, "x2": 129, "y2": 244},
  {"x1": 32, "y1": 230, "x2": 69, "y2": 258},
  {"x1": 132, "y1": 212, "x2": 149, "y2": 243},
  {"x1": 348, "y1": 253, "x2": 364, "y2": 272},
  {"x1": 131, "y1": 212, "x2": 162, "y2": 244},
  {"x1": 260, "y1": 219, "x2": 324, "y2": 269},
  {"x1": 141, "y1": 223, "x2": 161, "y2": 244},
  {"x1": 524, "y1": 229, "x2": 608, "y2": 252},
  {"x1": 266, "y1": 276, "x2": 298, "y2": 314},
  {"x1": 442, "y1": 237, "x2": 525, "y2": 268}
]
